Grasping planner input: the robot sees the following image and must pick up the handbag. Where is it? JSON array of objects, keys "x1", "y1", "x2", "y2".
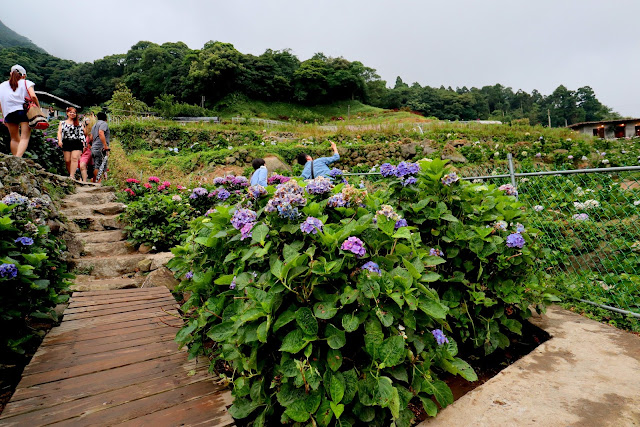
[{"x1": 23, "y1": 81, "x2": 49, "y2": 130}]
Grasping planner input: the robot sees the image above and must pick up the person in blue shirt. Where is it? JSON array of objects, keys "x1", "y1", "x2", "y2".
[
  {"x1": 250, "y1": 158, "x2": 268, "y2": 186},
  {"x1": 297, "y1": 141, "x2": 340, "y2": 179}
]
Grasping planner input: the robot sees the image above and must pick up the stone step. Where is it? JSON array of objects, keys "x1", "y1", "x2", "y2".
[
  {"x1": 83, "y1": 240, "x2": 136, "y2": 257},
  {"x1": 70, "y1": 275, "x2": 144, "y2": 292},
  {"x1": 74, "y1": 230, "x2": 126, "y2": 244},
  {"x1": 74, "y1": 184, "x2": 116, "y2": 193},
  {"x1": 61, "y1": 202, "x2": 126, "y2": 217},
  {"x1": 62, "y1": 192, "x2": 117, "y2": 207},
  {"x1": 70, "y1": 252, "x2": 173, "y2": 278},
  {"x1": 66, "y1": 215, "x2": 121, "y2": 232}
]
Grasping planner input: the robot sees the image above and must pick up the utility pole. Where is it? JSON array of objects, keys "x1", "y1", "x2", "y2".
[
  {"x1": 547, "y1": 109, "x2": 551, "y2": 128},
  {"x1": 201, "y1": 96, "x2": 205, "y2": 109},
  {"x1": 347, "y1": 104, "x2": 350, "y2": 121}
]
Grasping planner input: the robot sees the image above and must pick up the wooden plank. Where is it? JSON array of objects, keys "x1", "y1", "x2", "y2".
[
  {"x1": 45, "y1": 316, "x2": 181, "y2": 344},
  {"x1": 22, "y1": 339, "x2": 180, "y2": 377},
  {"x1": 48, "y1": 380, "x2": 224, "y2": 426},
  {"x1": 67, "y1": 292, "x2": 174, "y2": 309},
  {"x1": 70, "y1": 287, "x2": 169, "y2": 298},
  {"x1": 56, "y1": 307, "x2": 180, "y2": 331},
  {"x1": 64, "y1": 296, "x2": 175, "y2": 315},
  {"x1": 17, "y1": 343, "x2": 182, "y2": 387},
  {"x1": 62, "y1": 298, "x2": 176, "y2": 320},
  {"x1": 25, "y1": 331, "x2": 178, "y2": 372},
  {"x1": 118, "y1": 391, "x2": 234, "y2": 427},
  {"x1": 7, "y1": 353, "x2": 199, "y2": 403},
  {"x1": 0, "y1": 369, "x2": 218, "y2": 425}
]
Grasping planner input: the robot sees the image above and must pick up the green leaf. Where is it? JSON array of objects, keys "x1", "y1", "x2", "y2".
[
  {"x1": 251, "y1": 223, "x2": 269, "y2": 245},
  {"x1": 418, "y1": 395, "x2": 438, "y2": 417},
  {"x1": 314, "y1": 301, "x2": 338, "y2": 319},
  {"x1": 451, "y1": 358, "x2": 478, "y2": 382},
  {"x1": 283, "y1": 243, "x2": 301, "y2": 262},
  {"x1": 316, "y1": 398, "x2": 334, "y2": 427},
  {"x1": 207, "y1": 321, "x2": 235, "y2": 341},
  {"x1": 280, "y1": 329, "x2": 308, "y2": 353},
  {"x1": 270, "y1": 256, "x2": 283, "y2": 280},
  {"x1": 379, "y1": 335, "x2": 405, "y2": 368},
  {"x1": 327, "y1": 348, "x2": 343, "y2": 372},
  {"x1": 377, "y1": 214, "x2": 396, "y2": 236},
  {"x1": 284, "y1": 404, "x2": 310, "y2": 422},
  {"x1": 441, "y1": 213, "x2": 459, "y2": 222},
  {"x1": 273, "y1": 306, "x2": 296, "y2": 332},
  {"x1": 419, "y1": 300, "x2": 448, "y2": 319},
  {"x1": 295, "y1": 307, "x2": 318, "y2": 336},
  {"x1": 330, "y1": 372, "x2": 345, "y2": 403},
  {"x1": 342, "y1": 369, "x2": 358, "y2": 404},
  {"x1": 420, "y1": 272, "x2": 441, "y2": 282},
  {"x1": 375, "y1": 308, "x2": 394, "y2": 327},
  {"x1": 390, "y1": 365, "x2": 408, "y2": 383},
  {"x1": 423, "y1": 256, "x2": 446, "y2": 267},
  {"x1": 357, "y1": 277, "x2": 380, "y2": 299},
  {"x1": 326, "y1": 324, "x2": 346, "y2": 349},
  {"x1": 228, "y1": 397, "x2": 261, "y2": 419},
  {"x1": 427, "y1": 380, "x2": 454, "y2": 408},
  {"x1": 341, "y1": 313, "x2": 359, "y2": 332},
  {"x1": 392, "y1": 227, "x2": 412, "y2": 240},
  {"x1": 389, "y1": 387, "x2": 400, "y2": 419},
  {"x1": 375, "y1": 376, "x2": 394, "y2": 407},
  {"x1": 340, "y1": 286, "x2": 359, "y2": 305},
  {"x1": 330, "y1": 402, "x2": 345, "y2": 419},
  {"x1": 402, "y1": 257, "x2": 421, "y2": 279},
  {"x1": 501, "y1": 318, "x2": 523, "y2": 335},
  {"x1": 257, "y1": 319, "x2": 269, "y2": 343}
]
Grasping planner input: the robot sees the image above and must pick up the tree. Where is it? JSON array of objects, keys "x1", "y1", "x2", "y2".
[{"x1": 106, "y1": 83, "x2": 148, "y2": 114}]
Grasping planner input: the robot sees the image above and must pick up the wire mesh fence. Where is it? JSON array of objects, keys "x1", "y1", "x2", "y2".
[{"x1": 346, "y1": 160, "x2": 640, "y2": 318}]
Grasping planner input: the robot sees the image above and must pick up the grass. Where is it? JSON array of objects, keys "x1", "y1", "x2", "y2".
[{"x1": 214, "y1": 99, "x2": 383, "y2": 121}]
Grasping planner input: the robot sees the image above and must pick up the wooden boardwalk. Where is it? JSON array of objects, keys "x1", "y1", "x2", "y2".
[{"x1": 0, "y1": 288, "x2": 234, "y2": 426}]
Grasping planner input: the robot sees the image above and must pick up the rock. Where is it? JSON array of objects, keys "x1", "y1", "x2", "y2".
[
  {"x1": 150, "y1": 252, "x2": 173, "y2": 270},
  {"x1": 553, "y1": 149, "x2": 569, "y2": 154},
  {"x1": 138, "y1": 244, "x2": 152, "y2": 254},
  {"x1": 225, "y1": 156, "x2": 237, "y2": 165},
  {"x1": 451, "y1": 139, "x2": 468, "y2": 148},
  {"x1": 441, "y1": 152, "x2": 468, "y2": 163},
  {"x1": 137, "y1": 259, "x2": 153, "y2": 272},
  {"x1": 141, "y1": 267, "x2": 180, "y2": 292},
  {"x1": 400, "y1": 143, "x2": 417, "y2": 158},
  {"x1": 61, "y1": 231, "x2": 84, "y2": 259},
  {"x1": 54, "y1": 303, "x2": 68, "y2": 320},
  {"x1": 263, "y1": 155, "x2": 291, "y2": 172}
]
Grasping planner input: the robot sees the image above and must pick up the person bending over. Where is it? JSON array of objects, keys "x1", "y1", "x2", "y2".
[
  {"x1": 297, "y1": 141, "x2": 340, "y2": 179},
  {"x1": 250, "y1": 158, "x2": 268, "y2": 186}
]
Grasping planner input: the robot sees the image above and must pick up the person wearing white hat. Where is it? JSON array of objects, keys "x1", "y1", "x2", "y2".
[{"x1": 0, "y1": 65, "x2": 40, "y2": 157}]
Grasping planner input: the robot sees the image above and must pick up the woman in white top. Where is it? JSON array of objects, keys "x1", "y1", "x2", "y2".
[{"x1": 0, "y1": 65, "x2": 40, "y2": 157}]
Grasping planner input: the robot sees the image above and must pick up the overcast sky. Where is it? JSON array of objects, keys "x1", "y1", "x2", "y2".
[{"x1": 4, "y1": 0, "x2": 640, "y2": 116}]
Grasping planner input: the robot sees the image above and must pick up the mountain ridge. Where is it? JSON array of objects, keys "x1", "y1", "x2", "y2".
[{"x1": 0, "y1": 19, "x2": 45, "y2": 53}]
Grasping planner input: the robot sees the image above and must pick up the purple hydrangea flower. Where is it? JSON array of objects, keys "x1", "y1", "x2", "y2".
[
  {"x1": 248, "y1": 185, "x2": 267, "y2": 199},
  {"x1": 441, "y1": 172, "x2": 459, "y2": 186},
  {"x1": 306, "y1": 176, "x2": 334, "y2": 195},
  {"x1": 190, "y1": 187, "x2": 208, "y2": 199},
  {"x1": 185, "y1": 271, "x2": 194, "y2": 279},
  {"x1": 1, "y1": 192, "x2": 29, "y2": 206},
  {"x1": 213, "y1": 177, "x2": 226, "y2": 185},
  {"x1": 572, "y1": 213, "x2": 589, "y2": 221},
  {"x1": 265, "y1": 181, "x2": 306, "y2": 219},
  {"x1": 328, "y1": 168, "x2": 343, "y2": 178},
  {"x1": 231, "y1": 208, "x2": 257, "y2": 230},
  {"x1": 362, "y1": 261, "x2": 381, "y2": 275},
  {"x1": 499, "y1": 184, "x2": 518, "y2": 197},
  {"x1": 15, "y1": 237, "x2": 34, "y2": 246},
  {"x1": 230, "y1": 276, "x2": 237, "y2": 290},
  {"x1": 506, "y1": 232, "x2": 526, "y2": 248},
  {"x1": 395, "y1": 219, "x2": 408, "y2": 229},
  {"x1": 217, "y1": 189, "x2": 231, "y2": 201},
  {"x1": 403, "y1": 176, "x2": 417, "y2": 186},
  {"x1": 396, "y1": 162, "x2": 420, "y2": 177},
  {"x1": 240, "y1": 222, "x2": 255, "y2": 240},
  {"x1": 429, "y1": 248, "x2": 444, "y2": 257},
  {"x1": 0, "y1": 263, "x2": 18, "y2": 279},
  {"x1": 341, "y1": 236, "x2": 366, "y2": 257},
  {"x1": 300, "y1": 217, "x2": 323, "y2": 234},
  {"x1": 432, "y1": 329, "x2": 449, "y2": 346},
  {"x1": 380, "y1": 163, "x2": 397, "y2": 177},
  {"x1": 267, "y1": 174, "x2": 291, "y2": 185},
  {"x1": 327, "y1": 193, "x2": 348, "y2": 208},
  {"x1": 516, "y1": 223, "x2": 525, "y2": 233}
]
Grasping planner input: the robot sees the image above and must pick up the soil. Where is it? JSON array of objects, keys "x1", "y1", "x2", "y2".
[{"x1": 412, "y1": 319, "x2": 551, "y2": 422}]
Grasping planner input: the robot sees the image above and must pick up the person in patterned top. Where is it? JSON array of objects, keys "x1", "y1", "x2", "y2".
[{"x1": 57, "y1": 107, "x2": 86, "y2": 179}]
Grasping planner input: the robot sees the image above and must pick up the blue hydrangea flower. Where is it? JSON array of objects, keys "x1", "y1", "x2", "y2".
[
  {"x1": 516, "y1": 223, "x2": 525, "y2": 233},
  {"x1": 306, "y1": 176, "x2": 334, "y2": 195},
  {"x1": 403, "y1": 176, "x2": 417, "y2": 186},
  {"x1": 432, "y1": 329, "x2": 449, "y2": 345},
  {"x1": 429, "y1": 248, "x2": 444, "y2": 257},
  {"x1": 506, "y1": 232, "x2": 525, "y2": 248},
  {"x1": 0, "y1": 263, "x2": 18, "y2": 279},
  {"x1": 395, "y1": 219, "x2": 408, "y2": 229},
  {"x1": 247, "y1": 185, "x2": 267, "y2": 199},
  {"x1": 189, "y1": 187, "x2": 208, "y2": 199},
  {"x1": 327, "y1": 193, "x2": 348, "y2": 208},
  {"x1": 217, "y1": 189, "x2": 231, "y2": 200},
  {"x1": 362, "y1": 261, "x2": 381, "y2": 275},
  {"x1": 230, "y1": 276, "x2": 237, "y2": 290},
  {"x1": 396, "y1": 162, "x2": 420, "y2": 177},
  {"x1": 15, "y1": 237, "x2": 34, "y2": 246},
  {"x1": 328, "y1": 168, "x2": 343, "y2": 178},
  {"x1": 300, "y1": 217, "x2": 323, "y2": 234},
  {"x1": 185, "y1": 271, "x2": 194, "y2": 279},
  {"x1": 240, "y1": 222, "x2": 255, "y2": 240},
  {"x1": 380, "y1": 163, "x2": 397, "y2": 177}
]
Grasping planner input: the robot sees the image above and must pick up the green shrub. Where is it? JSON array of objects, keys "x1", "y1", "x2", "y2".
[
  {"x1": 0, "y1": 194, "x2": 72, "y2": 355},
  {"x1": 167, "y1": 160, "x2": 552, "y2": 425}
]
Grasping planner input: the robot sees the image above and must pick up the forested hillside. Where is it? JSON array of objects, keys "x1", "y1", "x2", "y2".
[
  {"x1": 0, "y1": 20, "x2": 44, "y2": 52},
  {"x1": 0, "y1": 32, "x2": 619, "y2": 125}
]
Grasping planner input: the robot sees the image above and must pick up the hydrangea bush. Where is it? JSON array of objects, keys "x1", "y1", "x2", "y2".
[
  {"x1": 0, "y1": 193, "x2": 72, "y2": 355},
  {"x1": 168, "y1": 159, "x2": 552, "y2": 425}
]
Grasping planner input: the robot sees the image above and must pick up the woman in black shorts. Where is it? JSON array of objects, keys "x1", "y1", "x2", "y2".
[{"x1": 57, "y1": 107, "x2": 85, "y2": 178}]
